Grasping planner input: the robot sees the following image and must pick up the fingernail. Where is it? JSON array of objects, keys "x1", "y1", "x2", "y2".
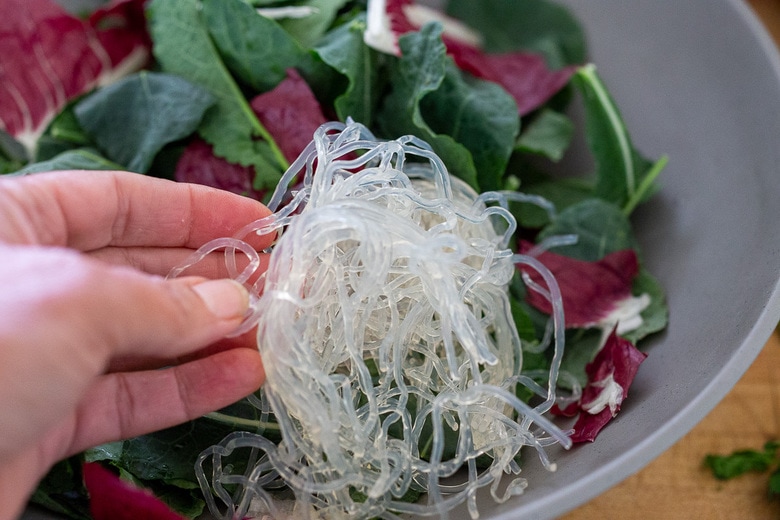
[{"x1": 192, "y1": 279, "x2": 249, "y2": 320}]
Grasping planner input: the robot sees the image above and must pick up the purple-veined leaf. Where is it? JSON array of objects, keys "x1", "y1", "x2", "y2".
[
  {"x1": 249, "y1": 68, "x2": 328, "y2": 164},
  {"x1": 379, "y1": 0, "x2": 574, "y2": 115},
  {"x1": 83, "y1": 462, "x2": 186, "y2": 520},
  {"x1": 567, "y1": 329, "x2": 647, "y2": 443},
  {"x1": 176, "y1": 69, "x2": 327, "y2": 198},
  {"x1": 0, "y1": 0, "x2": 149, "y2": 158},
  {"x1": 519, "y1": 240, "x2": 640, "y2": 329}
]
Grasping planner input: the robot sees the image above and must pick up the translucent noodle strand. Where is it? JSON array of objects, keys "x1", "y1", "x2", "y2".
[{"x1": 172, "y1": 121, "x2": 573, "y2": 520}]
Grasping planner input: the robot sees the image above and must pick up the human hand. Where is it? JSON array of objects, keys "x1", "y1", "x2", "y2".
[{"x1": 0, "y1": 170, "x2": 273, "y2": 519}]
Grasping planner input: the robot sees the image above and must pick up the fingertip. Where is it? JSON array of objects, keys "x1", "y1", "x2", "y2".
[{"x1": 191, "y1": 279, "x2": 250, "y2": 322}]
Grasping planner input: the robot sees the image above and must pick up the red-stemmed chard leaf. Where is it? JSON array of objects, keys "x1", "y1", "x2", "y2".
[
  {"x1": 176, "y1": 69, "x2": 327, "y2": 199},
  {"x1": 0, "y1": 0, "x2": 149, "y2": 158},
  {"x1": 519, "y1": 240, "x2": 642, "y2": 330},
  {"x1": 379, "y1": 0, "x2": 575, "y2": 115},
  {"x1": 567, "y1": 329, "x2": 647, "y2": 443},
  {"x1": 83, "y1": 462, "x2": 186, "y2": 520}
]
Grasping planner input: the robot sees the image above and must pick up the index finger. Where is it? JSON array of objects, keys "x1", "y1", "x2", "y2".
[{"x1": 0, "y1": 170, "x2": 275, "y2": 251}]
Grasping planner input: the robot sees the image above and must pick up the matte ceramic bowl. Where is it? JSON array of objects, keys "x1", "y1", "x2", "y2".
[{"x1": 24, "y1": 0, "x2": 780, "y2": 519}]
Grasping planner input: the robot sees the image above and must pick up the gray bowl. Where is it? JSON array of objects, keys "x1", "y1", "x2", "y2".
[
  {"x1": 470, "y1": 0, "x2": 780, "y2": 518},
  {"x1": 24, "y1": 0, "x2": 780, "y2": 519}
]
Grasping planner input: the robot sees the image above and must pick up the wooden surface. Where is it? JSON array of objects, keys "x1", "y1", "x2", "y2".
[{"x1": 563, "y1": 2, "x2": 780, "y2": 518}]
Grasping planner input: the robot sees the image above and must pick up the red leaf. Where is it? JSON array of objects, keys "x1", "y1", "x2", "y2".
[
  {"x1": 249, "y1": 69, "x2": 328, "y2": 164},
  {"x1": 83, "y1": 462, "x2": 186, "y2": 520},
  {"x1": 175, "y1": 138, "x2": 265, "y2": 200},
  {"x1": 519, "y1": 241, "x2": 640, "y2": 329},
  {"x1": 0, "y1": 0, "x2": 149, "y2": 156},
  {"x1": 386, "y1": 0, "x2": 574, "y2": 115},
  {"x1": 448, "y1": 46, "x2": 576, "y2": 116},
  {"x1": 568, "y1": 330, "x2": 647, "y2": 443}
]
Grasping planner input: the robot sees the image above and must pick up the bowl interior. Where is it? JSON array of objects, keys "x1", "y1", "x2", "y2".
[{"x1": 466, "y1": 1, "x2": 780, "y2": 518}]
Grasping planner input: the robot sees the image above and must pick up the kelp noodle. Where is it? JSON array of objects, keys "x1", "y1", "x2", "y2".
[{"x1": 169, "y1": 121, "x2": 573, "y2": 519}]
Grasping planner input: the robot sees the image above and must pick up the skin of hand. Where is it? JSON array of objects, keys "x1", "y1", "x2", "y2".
[{"x1": 0, "y1": 170, "x2": 274, "y2": 519}]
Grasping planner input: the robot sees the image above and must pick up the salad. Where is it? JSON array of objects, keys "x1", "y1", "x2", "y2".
[{"x1": 0, "y1": 0, "x2": 668, "y2": 518}]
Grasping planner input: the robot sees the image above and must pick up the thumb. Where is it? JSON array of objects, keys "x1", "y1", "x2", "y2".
[
  {"x1": 2, "y1": 245, "x2": 253, "y2": 365},
  {"x1": 90, "y1": 272, "x2": 253, "y2": 361}
]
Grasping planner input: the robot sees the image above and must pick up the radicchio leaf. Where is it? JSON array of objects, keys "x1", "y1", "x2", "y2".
[
  {"x1": 519, "y1": 240, "x2": 640, "y2": 329},
  {"x1": 176, "y1": 69, "x2": 327, "y2": 198},
  {"x1": 568, "y1": 329, "x2": 647, "y2": 443},
  {"x1": 83, "y1": 462, "x2": 186, "y2": 520},
  {"x1": 385, "y1": 0, "x2": 575, "y2": 115},
  {"x1": 249, "y1": 69, "x2": 328, "y2": 164},
  {"x1": 175, "y1": 138, "x2": 265, "y2": 200},
  {"x1": 0, "y1": 0, "x2": 149, "y2": 158}
]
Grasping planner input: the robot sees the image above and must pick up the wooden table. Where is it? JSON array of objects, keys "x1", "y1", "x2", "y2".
[{"x1": 563, "y1": 2, "x2": 780, "y2": 517}]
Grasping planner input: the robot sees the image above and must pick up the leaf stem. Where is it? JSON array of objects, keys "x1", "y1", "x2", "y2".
[
  {"x1": 622, "y1": 154, "x2": 668, "y2": 216},
  {"x1": 204, "y1": 411, "x2": 281, "y2": 432}
]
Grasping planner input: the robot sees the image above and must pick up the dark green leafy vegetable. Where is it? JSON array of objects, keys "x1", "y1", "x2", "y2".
[
  {"x1": 516, "y1": 108, "x2": 575, "y2": 162},
  {"x1": 74, "y1": 72, "x2": 215, "y2": 173},
  {"x1": 705, "y1": 441, "x2": 780, "y2": 480},
  {"x1": 12, "y1": 149, "x2": 124, "y2": 176},
  {"x1": 202, "y1": 0, "x2": 307, "y2": 93},
  {"x1": 445, "y1": 0, "x2": 587, "y2": 68},
  {"x1": 147, "y1": 0, "x2": 287, "y2": 188},
  {"x1": 572, "y1": 65, "x2": 665, "y2": 214},
  {"x1": 378, "y1": 23, "x2": 518, "y2": 191},
  {"x1": 537, "y1": 198, "x2": 639, "y2": 261},
  {"x1": 314, "y1": 14, "x2": 379, "y2": 125}
]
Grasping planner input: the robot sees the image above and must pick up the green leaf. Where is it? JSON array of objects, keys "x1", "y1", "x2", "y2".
[
  {"x1": 511, "y1": 177, "x2": 593, "y2": 229},
  {"x1": 202, "y1": 0, "x2": 306, "y2": 92},
  {"x1": 445, "y1": 0, "x2": 587, "y2": 68},
  {"x1": 516, "y1": 108, "x2": 575, "y2": 162},
  {"x1": 572, "y1": 65, "x2": 664, "y2": 213},
  {"x1": 314, "y1": 14, "x2": 378, "y2": 126},
  {"x1": 378, "y1": 24, "x2": 478, "y2": 189},
  {"x1": 10, "y1": 149, "x2": 123, "y2": 175},
  {"x1": 279, "y1": 0, "x2": 350, "y2": 48},
  {"x1": 704, "y1": 441, "x2": 780, "y2": 480},
  {"x1": 73, "y1": 72, "x2": 215, "y2": 173},
  {"x1": 378, "y1": 23, "x2": 518, "y2": 191},
  {"x1": 420, "y1": 60, "x2": 519, "y2": 191},
  {"x1": 537, "y1": 198, "x2": 638, "y2": 261},
  {"x1": 621, "y1": 268, "x2": 668, "y2": 344},
  {"x1": 148, "y1": 0, "x2": 287, "y2": 188},
  {"x1": 558, "y1": 328, "x2": 603, "y2": 389},
  {"x1": 31, "y1": 456, "x2": 91, "y2": 520},
  {"x1": 769, "y1": 467, "x2": 780, "y2": 497}
]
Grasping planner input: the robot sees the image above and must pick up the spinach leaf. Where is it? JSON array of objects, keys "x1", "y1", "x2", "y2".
[
  {"x1": 279, "y1": 0, "x2": 350, "y2": 48},
  {"x1": 314, "y1": 14, "x2": 379, "y2": 126},
  {"x1": 705, "y1": 441, "x2": 780, "y2": 480},
  {"x1": 202, "y1": 0, "x2": 306, "y2": 93},
  {"x1": 516, "y1": 108, "x2": 574, "y2": 162},
  {"x1": 512, "y1": 177, "x2": 593, "y2": 229},
  {"x1": 74, "y1": 72, "x2": 214, "y2": 173},
  {"x1": 445, "y1": 0, "x2": 586, "y2": 68},
  {"x1": 377, "y1": 23, "x2": 478, "y2": 189},
  {"x1": 621, "y1": 268, "x2": 668, "y2": 344},
  {"x1": 30, "y1": 456, "x2": 90, "y2": 520},
  {"x1": 11, "y1": 149, "x2": 123, "y2": 175},
  {"x1": 378, "y1": 23, "x2": 518, "y2": 191},
  {"x1": 147, "y1": 0, "x2": 287, "y2": 189},
  {"x1": 558, "y1": 328, "x2": 603, "y2": 389},
  {"x1": 420, "y1": 60, "x2": 519, "y2": 192},
  {"x1": 537, "y1": 198, "x2": 638, "y2": 261},
  {"x1": 572, "y1": 65, "x2": 664, "y2": 213}
]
